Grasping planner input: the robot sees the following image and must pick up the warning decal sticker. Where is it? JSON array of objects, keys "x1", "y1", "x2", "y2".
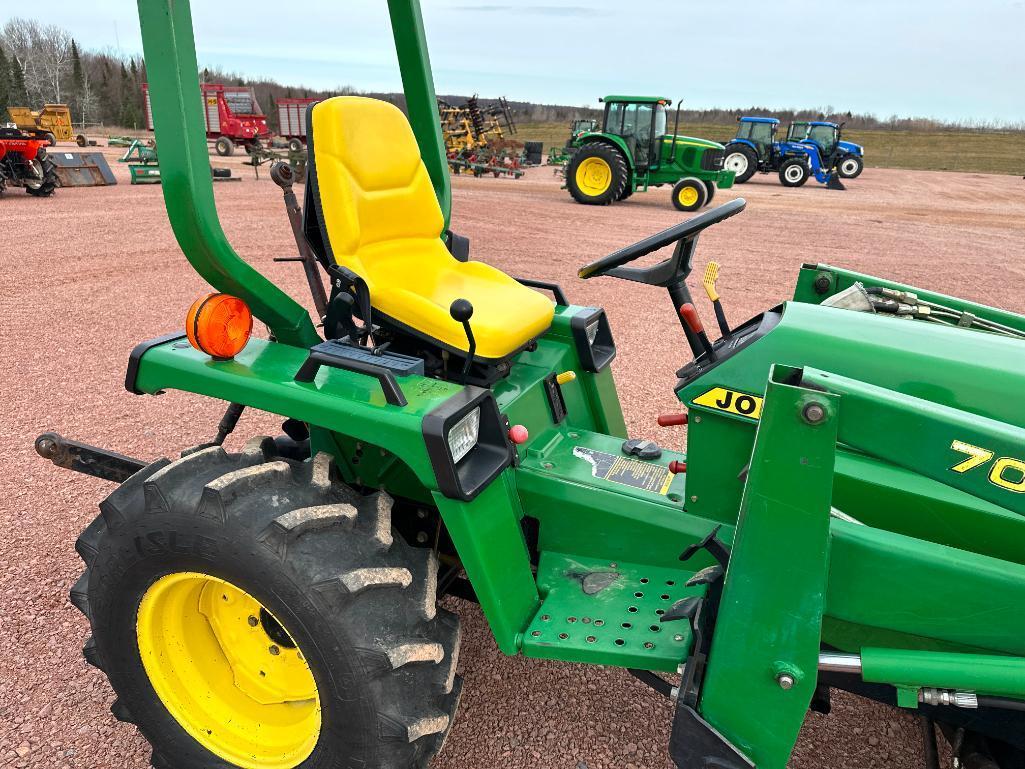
[
  {"x1": 692, "y1": 387, "x2": 763, "y2": 420},
  {"x1": 573, "y1": 447, "x2": 674, "y2": 495}
]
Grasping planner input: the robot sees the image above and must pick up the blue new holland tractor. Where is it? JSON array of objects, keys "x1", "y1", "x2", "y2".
[{"x1": 724, "y1": 116, "x2": 864, "y2": 189}]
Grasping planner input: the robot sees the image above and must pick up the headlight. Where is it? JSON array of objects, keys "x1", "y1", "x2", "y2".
[
  {"x1": 585, "y1": 320, "x2": 599, "y2": 345},
  {"x1": 423, "y1": 389, "x2": 512, "y2": 501},
  {"x1": 447, "y1": 407, "x2": 480, "y2": 464}
]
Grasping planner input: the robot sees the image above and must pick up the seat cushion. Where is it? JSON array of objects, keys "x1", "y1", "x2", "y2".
[{"x1": 307, "y1": 96, "x2": 554, "y2": 360}]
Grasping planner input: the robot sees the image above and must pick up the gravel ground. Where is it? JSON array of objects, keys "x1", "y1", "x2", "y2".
[{"x1": 2, "y1": 142, "x2": 1023, "y2": 768}]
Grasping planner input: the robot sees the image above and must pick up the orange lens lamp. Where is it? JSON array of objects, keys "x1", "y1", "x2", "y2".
[{"x1": 186, "y1": 293, "x2": 253, "y2": 360}]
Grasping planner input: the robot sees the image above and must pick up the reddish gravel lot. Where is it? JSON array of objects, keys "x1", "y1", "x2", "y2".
[{"x1": 2, "y1": 144, "x2": 1023, "y2": 769}]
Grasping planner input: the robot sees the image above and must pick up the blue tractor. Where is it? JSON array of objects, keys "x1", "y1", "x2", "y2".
[{"x1": 723, "y1": 116, "x2": 863, "y2": 189}]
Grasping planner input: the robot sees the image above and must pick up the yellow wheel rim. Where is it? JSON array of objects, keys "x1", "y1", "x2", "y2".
[
  {"x1": 575, "y1": 156, "x2": 613, "y2": 196},
  {"x1": 677, "y1": 186, "x2": 700, "y2": 208},
  {"x1": 136, "y1": 573, "x2": 321, "y2": 769}
]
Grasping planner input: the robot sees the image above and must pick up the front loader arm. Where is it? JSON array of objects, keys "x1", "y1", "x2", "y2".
[{"x1": 684, "y1": 365, "x2": 1025, "y2": 769}]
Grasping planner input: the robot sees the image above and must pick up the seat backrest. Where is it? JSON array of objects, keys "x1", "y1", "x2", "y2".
[{"x1": 304, "y1": 96, "x2": 444, "y2": 277}]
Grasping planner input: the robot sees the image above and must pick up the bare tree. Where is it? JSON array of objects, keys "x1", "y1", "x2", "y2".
[{"x1": 1, "y1": 18, "x2": 73, "y2": 104}]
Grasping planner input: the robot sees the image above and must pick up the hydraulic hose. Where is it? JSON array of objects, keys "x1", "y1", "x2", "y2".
[{"x1": 978, "y1": 696, "x2": 1025, "y2": 712}]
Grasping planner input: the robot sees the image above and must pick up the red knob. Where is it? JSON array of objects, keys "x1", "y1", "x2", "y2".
[
  {"x1": 668, "y1": 460, "x2": 687, "y2": 474},
  {"x1": 657, "y1": 413, "x2": 688, "y2": 427},
  {"x1": 508, "y1": 425, "x2": 529, "y2": 445},
  {"x1": 679, "y1": 303, "x2": 703, "y2": 334}
]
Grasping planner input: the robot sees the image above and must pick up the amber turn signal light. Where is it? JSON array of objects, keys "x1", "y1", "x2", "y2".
[{"x1": 186, "y1": 293, "x2": 253, "y2": 360}]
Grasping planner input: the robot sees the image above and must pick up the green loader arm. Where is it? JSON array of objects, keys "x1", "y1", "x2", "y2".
[{"x1": 696, "y1": 365, "x2": 1025, "y2": 768}]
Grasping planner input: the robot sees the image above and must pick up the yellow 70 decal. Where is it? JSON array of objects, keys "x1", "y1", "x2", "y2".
[{"x1": 950, "y1": 440, "x2": 1025, "y2": 493}]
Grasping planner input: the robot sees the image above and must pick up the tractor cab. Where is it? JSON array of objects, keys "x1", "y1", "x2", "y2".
[
  {"x1": 787, "y1": 120, "x2": 840, "y2": 160},
  {"x1": 601, "y1": 95, "x2": 670, "y2": 169},
  {"x1": 731, "y1": 116, "x2": 779, "y2": 162},
  {"x1": 570, "y1": 118, "x2": 598, "y2": 138}
]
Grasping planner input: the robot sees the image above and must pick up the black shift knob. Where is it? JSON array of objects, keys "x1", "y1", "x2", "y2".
[{"x1": 450, "y1": 298, "x2": 474, "y2": 323}]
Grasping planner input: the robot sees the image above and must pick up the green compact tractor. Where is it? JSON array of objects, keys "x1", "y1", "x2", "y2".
[
  {"x1": 39, "y1": 3, "x2": 1025, "y2": 769},
  {"x1": 565, "y1": 96, "x2": 735, "y2": 211}
]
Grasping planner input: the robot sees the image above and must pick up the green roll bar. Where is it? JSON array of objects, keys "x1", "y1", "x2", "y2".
[{"x1": 136, "y1": 0, "x2": 452, "y2": 347}]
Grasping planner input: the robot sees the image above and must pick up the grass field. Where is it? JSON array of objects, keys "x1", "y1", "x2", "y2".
[{"x1": 516, "y1": 121, "x2": 1025, "y2": 176}]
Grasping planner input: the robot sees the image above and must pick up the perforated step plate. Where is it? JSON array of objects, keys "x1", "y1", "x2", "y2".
[{"x1": 521, "y1": 552, "x2": 703, "y2": 672}]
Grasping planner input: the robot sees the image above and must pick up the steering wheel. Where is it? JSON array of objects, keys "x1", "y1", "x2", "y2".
[{"x1": 578, "y1": 198, "x2": 746, "y2": 282}]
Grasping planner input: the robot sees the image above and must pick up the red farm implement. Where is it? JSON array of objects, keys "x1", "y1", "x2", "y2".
[
  {"x1": 143, "y1": 83, "x2": 272, "y2": 156},
  {"x1": 276, "y1": 97, "x2": 318, "y2": 152}
]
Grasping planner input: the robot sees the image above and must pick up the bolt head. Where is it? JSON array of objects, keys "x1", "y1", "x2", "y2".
[
  {"x1": 777, "y1": 673, "x2": 795, "y2": 690},
  {"x1": 268, "y1": 645, "x2": 280, "y2": 656},
  {"x1": 247, "y1": 615, "x2": 259, "y2": 627},
  {"x1": 802, "y1": 402, "x2": 827, "y2": 425}
]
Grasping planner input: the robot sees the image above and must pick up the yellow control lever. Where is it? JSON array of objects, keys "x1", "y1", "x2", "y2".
[{"x1": 702, "y1": 261, "x2": 720, "y2": 303}]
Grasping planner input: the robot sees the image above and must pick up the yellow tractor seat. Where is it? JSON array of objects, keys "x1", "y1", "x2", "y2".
[{"x1": 304, "y1": 96, "x2": 554, "y2": 362}]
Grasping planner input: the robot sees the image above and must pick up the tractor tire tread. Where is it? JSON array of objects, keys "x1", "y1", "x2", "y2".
[
  {"x1": 779, "y1": 157, "x2": 810, "y2": 187},
  {"x1": 71, "y1": 442, "x2": 460, "y2": 769},
  {"x1": 25, "y1": 157, "x2": 59, "y2": 197},
  {"x1": 565, "y1": 143, "x2": 629, "y2": 205},
  {"x1": 724, "y1": 143, "x2": 758, "y2": 184}
]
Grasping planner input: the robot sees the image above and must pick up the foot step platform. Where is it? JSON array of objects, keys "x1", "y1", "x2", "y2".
[{"x1": 521, "y1": 552, "x2": 703, "y2": 672}]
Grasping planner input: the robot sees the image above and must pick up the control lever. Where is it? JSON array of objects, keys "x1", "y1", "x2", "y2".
[
  {"x1": 269, "y1": 161, "x2": 328, "y2": 320},
  {"x1": 450, "y1": 299, "x2": 476, "y2": 383},
  {"x1": 679, "y1": 304, "x2": 716, "y2": 361},
  {"x1": 657, "y1": 412, "x2": 688, "y2": 427},
  {"x1": 701, "y1": 261, "x2": 731, "y2": 337}
]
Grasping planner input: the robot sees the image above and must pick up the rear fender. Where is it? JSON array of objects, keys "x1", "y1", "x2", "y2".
[
  {"x1": 126, "y1": 332, "x2": 545, "y2": 654},
  {"x1": 726, "y1": 139, "x2": 757, "y2": 153},
  {"x1": 578, "y1": 134, "x2": 635, "y2": 174}
]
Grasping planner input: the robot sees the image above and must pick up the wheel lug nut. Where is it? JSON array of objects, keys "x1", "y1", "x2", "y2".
[
  {"x1": 248, "y1": 615, "x2": 259, "y2": 627},
  {"x1": 269, "y1": 645, "x2": 280, "y2": 656}
]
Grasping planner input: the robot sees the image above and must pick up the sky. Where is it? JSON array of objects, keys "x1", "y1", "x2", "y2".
[{"x1": 6, "y1": 0, "x2": 1025, "y2": 123}]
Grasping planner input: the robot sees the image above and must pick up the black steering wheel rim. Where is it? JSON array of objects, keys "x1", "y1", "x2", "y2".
[{"x1": 578, "y1": 198, "x2": 747, "y2": 279}]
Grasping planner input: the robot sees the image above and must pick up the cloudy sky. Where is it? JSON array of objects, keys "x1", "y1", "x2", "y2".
[{"x1": 6, "y1": 0, "x2": 1024, "y2": 123}]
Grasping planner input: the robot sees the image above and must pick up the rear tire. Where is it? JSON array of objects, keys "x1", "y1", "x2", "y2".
[
  {"x1": 566, "y1": 143, "x2": 628, "y2": 205},
  {"x1": 25, "y1": 151, "x2": 58, "y2": 197},
  {"x1": 671, "y1": 177, "x2": 708, "y2": 212},
  {"x1": 215, "y1": 137, "x2": 235, "y2": 157},
  {"x1": 838, "y1": 155, "x2": 864, "y2": 178},
  {"x1": 724, "y1": 144, "x2": 757, "y2": 183},
  {"x1": 70, "y1": 438, "x2": 461, "y2": 769},
  {"x1": 288, "y1": 138, "x2": 304, "y2": 153},
  {"x1": 779, "y1": 158, "x2": 810, "y2": 187}
]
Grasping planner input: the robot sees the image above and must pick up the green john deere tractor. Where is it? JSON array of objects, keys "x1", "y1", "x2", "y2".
[
  {"x1": 565, "y1": 95, "x2": 735, "y2": 211},
  {"x1": 38, "y1": 2, "x2": 1025, "y2": 769}
]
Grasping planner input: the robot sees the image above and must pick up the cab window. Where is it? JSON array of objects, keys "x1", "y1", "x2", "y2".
[
  {"x1": 788, "y1": 122, "x2": 810, "y2": 142},
  {"x1": 749, "y1": 122, "x2": 774, "y2": 145},
  {"x1": 807, "y1": 125, "x2": 837, "y2": 153}
]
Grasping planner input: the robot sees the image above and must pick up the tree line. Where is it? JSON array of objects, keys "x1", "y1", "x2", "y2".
[
  {"x1": 1, "y1": 18, "x2": 148, "y2": 128},
  {"x1": 2, "y1": 16, "x2": 1020, "y2": 134}
]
